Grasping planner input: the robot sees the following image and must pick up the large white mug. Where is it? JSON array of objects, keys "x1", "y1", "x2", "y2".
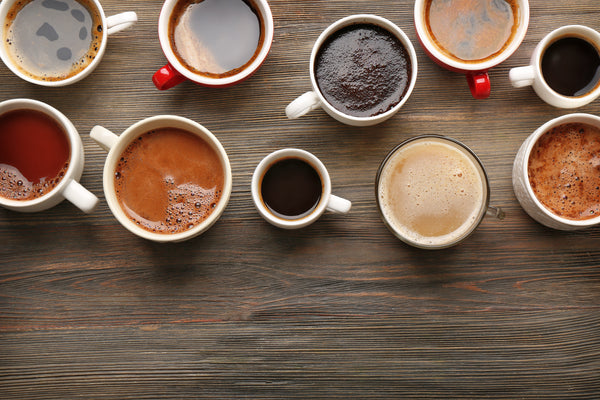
[
  {"x1": 0, "y1": 0, "x2": 136, "y2": 86},
  {"x1": 0, "y1": 98, "x2": 98, "y2": 213}
]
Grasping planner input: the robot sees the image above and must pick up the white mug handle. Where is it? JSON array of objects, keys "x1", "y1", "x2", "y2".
[
  {"x1": 90, "y1": 125, "x2": 119, "y2": 152},
  {"x1": 509, "y1": 65, "x2": 536, "y2": 88},
  {"x1": 106, "y1": 11, "x2": 138, "y2": 36},
  {"x1": 286, "y1": 91, "x2": 322, "y2": 119},
  {"x1": 62, "y1": 179, "x2": 99, "y2": 213},
  {"x1": 326, "y1": 194, "x2": 352, "y2": 214}
]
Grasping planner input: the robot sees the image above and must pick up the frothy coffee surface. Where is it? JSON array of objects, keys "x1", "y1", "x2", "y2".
[
  {"x1": 115, "y1": 128, "x2": 224, "y2": 234},
  {"x1": 378, "y1": 138, "x2": 485, "y2": 247},
  {"x1": 4, "y1": 0, "x2": 102, "y2": 81},
  {"x1": 315, "y1": 23, "x2": 411, "y2": 118},
  {"x1": 528, "y1": 122, "x2": 600, "y2": 221},
  {"x1": 425, "y1": 0, "x2": 517, "y2": 62}
]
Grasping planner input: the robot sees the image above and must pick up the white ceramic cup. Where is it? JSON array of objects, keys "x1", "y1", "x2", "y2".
[
  {"x1": 0, "y1": 0, "x2": 136, "y2": 87},
  {"x1": 414, "y1": 0, "x2": 529, "y2": 99},
  {"x1": 0, "y1": 98, "x2": 99, "y2": 213},
  {"x1": 90, "y1": 116, "x2": 232, "y2": 242},
  {"x1": 513, "y1": 113, "x2": 600, "y2": 230},
  {"x1": 152, "y1": 0, "x2": 274, "y2": 90},
  {"x1": 251, "y1": 149, "x2": 352, "y2": 229},
  {"x1": 285, "y1": 14, "x2": 418, "y2": 127},
  {"x1": 509, "y1": 25, "x2": 600, "y2": 108}
]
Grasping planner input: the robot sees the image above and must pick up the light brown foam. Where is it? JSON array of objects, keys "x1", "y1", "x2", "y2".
[
  {"x1": 528, "y1": 122, "x2": 600, "y2": 220},
  {"x1": 379, "y1": 138, "x2": 486, "y2": 246}
]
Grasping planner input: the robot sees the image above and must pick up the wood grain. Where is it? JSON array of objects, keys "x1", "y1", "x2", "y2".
[{"x1": 1, "y1": 0, "x2": 600, "y2": 398}]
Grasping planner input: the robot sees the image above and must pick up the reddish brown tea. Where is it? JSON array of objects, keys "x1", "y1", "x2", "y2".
[{"x1": 0, "y1": 109, "x2": 70, "y2": 200}]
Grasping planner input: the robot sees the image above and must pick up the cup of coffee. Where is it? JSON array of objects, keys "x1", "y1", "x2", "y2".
[
  {"x1": 509, "y1": 25, "x2": 600, "y2": 108},
  {"x1": 251, "y1": 149, "x2": 352, "y2": 229},
  {"x1": 376, "y1": 135, "x2": 504, "y2": 249},
  {"x1": 414, "y1": 0, "x2": 529, "y2": 99},
  {"x1": 152, "y1": 0, "x2": 274, "y2": 90},
  {"x1": 513, "y1": 113, "x2": 600, "y2": 230},
  {"x1": 0, "y1": 98, "x2": 99, "y2": 213},
  {"x1": 0, "y1": 0, "x2": 137, "y2": 86},
  {"x1": 285, "y1": 14, "x2": 418, "y2": 127},
  {"x1": 90, "y1": 116, "x2": 232, "y2": 242}
]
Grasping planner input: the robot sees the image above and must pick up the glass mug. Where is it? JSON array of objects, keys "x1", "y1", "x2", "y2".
[{"x1": 376, "y1": 135, "x2": 504, "y2": 249}]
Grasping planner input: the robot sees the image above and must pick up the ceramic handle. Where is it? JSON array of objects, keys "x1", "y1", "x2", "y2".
[
  {"x1": 286, "y1": 91, "x2": 322, "y2": 119},
  {"x1": 62, "y1": 179, "x2": 99, "y2": 213},
  {"x1": 106, "y1": 11, "x2": 138, "y2": 35},
  {"x1": 326, "y1": 194, "x2": 352, "y2": 214},
  {"x1": 509, "y1": 65, "x2": 535, "y2": 88},
  {"x1": 467, "y1": 72, "x2": 491, "y2": 99},
  {"x1": 90, "y1": 125, "x2": 119, "y2": 152}
]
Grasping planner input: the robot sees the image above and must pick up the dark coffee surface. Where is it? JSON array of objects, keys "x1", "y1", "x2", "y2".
[
  {"x1": 314, "y1": 23, "x2": 411, "y2": 118},
  {"x1": 541, "y1": 37, "x2": 600, "y2": 97},
  {"x1": 4, "y1": 0, "x2": 102, "y2": 81},
  {"x1": 260, "y1": 158, "x2": 322, "y2": 219},
  {"x1": 0, "y1": 109, "x2": 70, "y2": 200}
]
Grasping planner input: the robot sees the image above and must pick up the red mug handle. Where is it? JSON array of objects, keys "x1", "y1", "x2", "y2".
[
  {"x1": 152, "y1": 63, "x2": 187, "y2": 90},
  {"x1": 466, "y1": 72, "x2": 491, "y2": 99}
]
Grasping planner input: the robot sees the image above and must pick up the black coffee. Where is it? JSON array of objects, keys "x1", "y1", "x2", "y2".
[
  {"x1": 314, "y1": 23, "x2": 411, "y2": 118},
  {"x1": 541, "y1": 36, "x2": 600, "y2": 97},
  {"x1": 260, "y1": 158, "x2": 322, "y2": 220},
  {"x1": 4, "y1": 0, "x2": 103, "y2": 81}
]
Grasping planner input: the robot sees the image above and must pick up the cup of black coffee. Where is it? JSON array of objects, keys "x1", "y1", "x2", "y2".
[
  {"x1": 251, "y1": 149, "x2": 351, "y2": 229},
  {"x1": 510, "y1": 25, "x2": 600, "y2": 108},
  {"x1": 0, "y1": 0, "x2": 137, "y2": 86},
  {"x1": 285, "y1": 14, "x2": 418, "y2": 127}
]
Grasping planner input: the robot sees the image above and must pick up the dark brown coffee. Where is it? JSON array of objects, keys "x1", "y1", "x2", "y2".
[
  {"x1": 114, "y1": 128, "x2": 225, "y2": 234},
  {"x1": 425, "y1": 0, "x2": 518, "y2": 62},
  {"x1": 0, "y1": 109, "x2": 70, "y2": 201},
  {"x1": 541, "y1": 37, "x2": 600, "y2": 97},
  {"x1": 169, "y1": 0, "x2": 264, "y2": 78},
  {"x1": 314, "y1": 23, "x2": 411, "y2": 118},
  {"x1": 260, "y1": 157, "x2": 322, "y2": 220},
  {"x1": 4, "y1": 0, "x2": 103, "y2": 81},
  {"x1": 528, "y1": 122, "x2": 600, "y2": 220}
]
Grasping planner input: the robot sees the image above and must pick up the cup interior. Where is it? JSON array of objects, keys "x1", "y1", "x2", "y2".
[
  {"x1": 376, "y1": 135, "x2": 490, "y2": 249},
  {"x1": 103, "y1": 116, "x2": 232, "y2": 242},
  {"x1": 158, "y1": 0, "x2": 274, "y2": 87}
]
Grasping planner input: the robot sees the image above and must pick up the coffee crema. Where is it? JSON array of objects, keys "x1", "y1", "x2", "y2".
[
  {"x1": 169, "y1": 0, "x2": 263, "y2": 78},
  {"x1": 378, "y1": 137, "x2": 486, "y2": 247},
  {"x1": 0, "y1": 109, "x2": 70, "y2": 201},
  {"x1": 528, "y1": 122, "x2": 600, "y2": 221},
  {"x1": 114, "y1": 128, "x2": 224, "y2": 234},
  {"x1": 4, "y1": 0, "x2": 103, "y2": 81},
  {"x1": 425, "y1": 0, "x2": 518, "y2": 62},
  {"x1": 314, "y1": 23, "x2": 411, "y2": 118}
]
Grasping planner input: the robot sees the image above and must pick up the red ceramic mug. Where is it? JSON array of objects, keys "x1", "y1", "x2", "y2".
[
  {"x1": 414, "y1": 0, "x2": 529, "y2": 99},
  {"x1": 153, "y1": 0, "x2": 274, "y2": 90}
]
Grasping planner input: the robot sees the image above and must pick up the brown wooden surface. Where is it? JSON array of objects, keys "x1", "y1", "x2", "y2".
[{"x1": 1, "y1": 0, "x2": 600, "y2": 398}]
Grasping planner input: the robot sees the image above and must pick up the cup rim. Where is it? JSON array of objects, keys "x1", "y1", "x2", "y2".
[
  {"x1": 375, "y1": 134, "x2": 491, "y2": 249},
  {"x1": 0, "y1": 0, "x2": 109, "y2": 87},
  {"x1": 414, "y1": 0, "x2": 530, "y2": 72},
  {"x1": 0, "y1": 98, "x2": 82, "y2": 209},
  {"x1": 521, "y1": 113, "x2": 600, "y2": 227},
  {"x1": 101, "y1": 115, "x2": 232, "y2": 242},
  {"x1": 157, "y1": 0, "x2": 274, "y2": 87},
  {"x1": 251, "y1": 148, "x2": 332, "y2": 229},
  {"x1": 308, "y1": 14, "x2": 418, "y2": 124}
]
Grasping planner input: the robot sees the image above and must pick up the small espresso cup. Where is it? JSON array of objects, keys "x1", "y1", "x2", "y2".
[
  {"x1": 90, "y1": 116, "x2": 232, "y2": 242},
  {"x1": 376, "y1": 135, "x2": 504, "y2": 249},
  {"x1": 285, "y1": 14, "x2": 418, "y2": 127},
  {"x1": 0, "y1": 98, "x2": 98, "y2": 213},
  {"x1": 251, "y1": 149, "x2": 352, "y2": 229},
  {"x1": 0, "y1": 0, "x2": 137, "y2": 86},
  {"x1": 513, "y1": 113, "x2": 600, "y2": 230},
  {"x1": 509, "y1": 25, "x2": 600, "y2": 108},
  {"x1": 414, "y1": 0, "x2": 529, "y2": 99},
  {"x1": 152, "y1": 0, "x2": 274, "y2": 90}
]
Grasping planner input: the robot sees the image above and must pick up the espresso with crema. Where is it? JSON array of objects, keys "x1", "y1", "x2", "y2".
[
  {"x1": 424, "y1": 0, "x2": 518, "y2": 62},
  {"x1": 378, "y1": 137, "x2": 487, "y2": 247},
  {"x1": 528, "y1": 123, "x2": 600, "y2": 220},
  {"x1": 114, "y1": 128, "x2": 225, "y2": 234}
]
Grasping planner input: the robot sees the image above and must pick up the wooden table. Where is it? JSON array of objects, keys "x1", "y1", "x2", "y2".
[{"x1": 2, "y1": 0, "x2": 600, "y2": 398}]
